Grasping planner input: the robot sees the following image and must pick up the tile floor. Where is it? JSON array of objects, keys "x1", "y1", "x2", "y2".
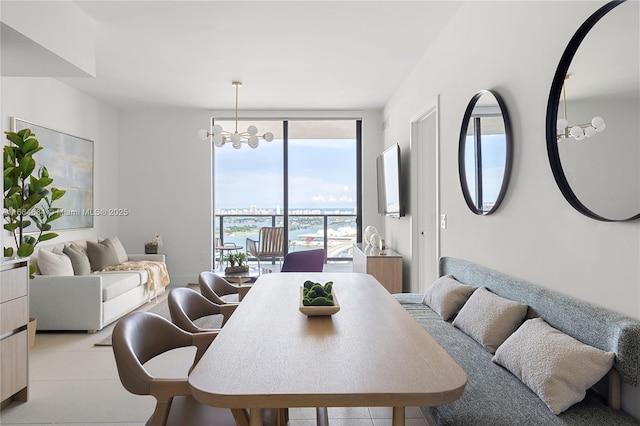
[{"x1": 0, "y1": 262, "x2": 430, "y2": 425}]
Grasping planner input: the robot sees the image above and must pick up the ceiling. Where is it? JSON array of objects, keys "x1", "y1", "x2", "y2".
[{"x1": 51, "y1": 1, "x2": 464, "y2": 111}]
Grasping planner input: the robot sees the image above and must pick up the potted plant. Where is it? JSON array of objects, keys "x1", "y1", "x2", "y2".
[
  {"x1": 3, "y1": 129, "x2": 66, "y2": 262},
  {"x1": 145, "y1": 233, "x2": 162, "y2": 254},
  {"x1": 4, "y1": 128, "x2": 66, "y2": 347},
  {"x1": 224, "y1": 252, "x2": 249, "y2": 273}
]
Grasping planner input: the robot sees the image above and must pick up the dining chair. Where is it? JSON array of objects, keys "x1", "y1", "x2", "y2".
[
  {"x1": 111, "y1": 311, "x2": 247, "y2": 426},
  {"x1": 198, "y1": 271, "x2": 241, "y2": 304},
  {"x1": 246, "y1": 226, "x2": 285, "y2": 269},
  {"x1": 168, "y1": 287, "x2": 238, "y2": 333},
  {"x1": 280, "y1": 248, "x2": 325, "y2": 272}
]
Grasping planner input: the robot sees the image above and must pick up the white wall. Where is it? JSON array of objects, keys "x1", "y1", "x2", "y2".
[
  {"x1": 383, "y1": 0, "x2": 640, "y2": 417},
  {"x1": 117, "y1": 109, "x2": 383, "y2": 286},
  {"x1": 1, "y1": 77, "x2": 120, "y2": 247}
]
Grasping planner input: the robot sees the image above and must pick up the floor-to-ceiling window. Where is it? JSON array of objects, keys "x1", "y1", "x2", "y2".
[{"x1": 213, "y1": 118, "x2": 361, "y2": 263}]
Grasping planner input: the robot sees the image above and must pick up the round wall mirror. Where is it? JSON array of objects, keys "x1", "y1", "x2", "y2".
[
  {"x1": 458, "y1": 89, "x2": 513, "y2": 215},
  {"x1": 546, "y1": 0, "x2": 640, "y2": 222}
]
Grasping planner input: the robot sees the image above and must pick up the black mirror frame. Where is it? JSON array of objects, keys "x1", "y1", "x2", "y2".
[
  {"x1": 458, "y1": 89, "x2": 513, "y2": 215},
  {"x1": 545, "y1": 0, "x2": 639, "y2": 222}
]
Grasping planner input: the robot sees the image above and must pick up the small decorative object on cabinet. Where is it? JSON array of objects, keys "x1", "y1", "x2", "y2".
[
  {"x1": 352, "y1": 243, "x2": 402, "y2": 293},
  {"x1": 145, "y1": 233, "x2": 162, "y2": 254},
  {"x1": 0, "y1": 258, "x2": 29, "y2": 408},
  {"x1": 363, "y1": 225, "x2": 379, "y2": 246}
]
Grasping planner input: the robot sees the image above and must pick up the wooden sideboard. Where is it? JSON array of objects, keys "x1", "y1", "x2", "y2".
[
  {"x1": 0, "y1": 258, "x2": 29, "y2": 408},
  {"x1": 352, "y1": 243, "x2": 402, "y2": 293}
]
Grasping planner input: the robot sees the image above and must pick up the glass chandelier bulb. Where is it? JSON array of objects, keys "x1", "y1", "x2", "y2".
[
  {"x1": 575, "y1": 133, "x2": 586, "y2": 141},
  {"x1": 212, "y1": 124, "x2": 224, "y2": 135},
  {"x1": 595, "y1": 122, "x2": 606, "y2": 132},
  {"x1": 247, "y1": 125, "x2": 258, "y2": 136},
  {"x1": 591, "y1": 116, "x2": 605, "y2": 128},
  {"x1": 213, "y1": 134, "x2": 225, "y2": 147},
  {"x1": 570, "y1": 125, "x2": 583, "y2": 138},
  {"x1": 198, "y1": 129, "x2": 210, "y2": 140},
  {"x1": 232, "y1": 140, "x2": 242, "y2": 149},
  {"x1": 557, "y1": 119, "x2": 568, "y2": 131},
  {"x1": 248, "y1": 136, "x2": 259, "y2": 148},
  {"x1": 230, "y1": 133, "x2": 241, "y2": 144},
  {"x1": 584, "y1": 126, "x2": 596, "y2": 138},
  {"x1": 263, "y1": 132, "x2": 274, "y2": 142}
]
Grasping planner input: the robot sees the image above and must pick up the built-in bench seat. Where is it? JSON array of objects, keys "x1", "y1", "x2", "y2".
[{"x1": 395, "y1": 257, "x2": 640, "y2": 425}]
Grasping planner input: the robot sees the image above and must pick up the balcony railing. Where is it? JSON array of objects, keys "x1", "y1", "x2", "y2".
[{"x1": 215, "y1": 213, "x2": 357, "y2": 262}]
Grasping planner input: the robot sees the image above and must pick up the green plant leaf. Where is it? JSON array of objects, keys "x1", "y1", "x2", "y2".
[
  {"x1": 45, "y1": 213, "x2": 62, "y2": 223},
  {"x1": 22, "y1": 236, "x2": 36, "y2": 246},
  {"x1": 18, "y1": 156, "x2": 36, "y2": 177},
  {"x1": 38, "y1": 233, "x2": 58, "y2": 242},
  {"x1": 4, "y1": 247, "x2": 14, "y2": 257},
  {"x1": 52, "y1": 188, "x2": 66, "y2": 200},
  {"x1": 5, "y1": 131, "x2": 24, "y2": 147},
  {"x1": 16, "y1": 243, "x2": 34, "y2": 258}
]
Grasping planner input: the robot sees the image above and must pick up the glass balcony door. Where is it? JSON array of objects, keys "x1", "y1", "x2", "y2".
[{"x1": 213, "y1": 118, "x2": 361, "y2": 264}]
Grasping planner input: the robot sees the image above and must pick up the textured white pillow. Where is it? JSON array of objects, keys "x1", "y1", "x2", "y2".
[
  {"x1": 108, "y1": 237, "x2": 128, "y2": 264},
  {"x1": 452, "y1": 287, "x2": 527, "y2": 353},
  {"x1": 421, "y1": 275, "x2": 476, "y2": 320},
  {"x1": 38, "y1": 248, "x2": 74, "y2": 276},
  {"x1": 493, "y1": 318, "x2": 615, "y2": 415}
]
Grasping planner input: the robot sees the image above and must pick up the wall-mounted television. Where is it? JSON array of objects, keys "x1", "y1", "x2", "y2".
[{"x1": 376, "y1": 143, "x2": 405, "y2": 217}]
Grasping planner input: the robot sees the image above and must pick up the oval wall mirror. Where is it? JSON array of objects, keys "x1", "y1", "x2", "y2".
[
  {"x1": 458, "y1": 89, "x2": 513, "y2": 215},
  {"x1": 545, "y1": 0, "x2": 640, "y2": 222}
]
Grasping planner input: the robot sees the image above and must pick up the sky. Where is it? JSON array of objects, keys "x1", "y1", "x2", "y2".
[{"x1": 214, "y1": 138, "x2": 357, "y2": 210}]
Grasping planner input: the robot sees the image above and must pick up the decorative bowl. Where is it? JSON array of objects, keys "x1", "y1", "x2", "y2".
[{"x1": 299, "y1": 287, "x2": 340, "y2": 316}]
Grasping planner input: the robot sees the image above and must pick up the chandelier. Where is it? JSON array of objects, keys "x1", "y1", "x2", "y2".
[
  {"x1": 556, "y1": 75, "x2": 606, "y2": 141},
  {"x1": 198, "y1": 81, "x2": 274, "y2": 149}
]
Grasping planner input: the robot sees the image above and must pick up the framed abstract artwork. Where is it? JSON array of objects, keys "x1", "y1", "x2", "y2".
[{"x1": 11, "y1": 117, "x2": 94, "y2": 230}]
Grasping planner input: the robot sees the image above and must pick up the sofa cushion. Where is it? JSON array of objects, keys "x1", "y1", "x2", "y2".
[
  {"x1": 493, "y1": 318, "x2": 615, "y2": 415},
  {"x1": 63, "y1": 243, "x2": 91, "y2": 275},
  {"x1": 422, "y1": 275, "x2": 476, "y2": 320},
  {"x1": 87, "y1": 239, "x2": 121, "y2": 271},
  {"x1": 109, "y1": 236, "x2": 129, "y2": 264},
  {"x1": 38, "y1": 248, "x2": 74, "y2": 276},
  {"x1": 452, "y1": 287, "x2": 527, "y2": 354},
  {"x1": 100, "y1": 272, "x2": 144, "y2": 302}
]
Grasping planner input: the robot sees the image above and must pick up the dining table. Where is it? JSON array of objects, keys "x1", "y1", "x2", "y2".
[{"x1": 188, "y1": 272, "x2": 467, "y2": 426}]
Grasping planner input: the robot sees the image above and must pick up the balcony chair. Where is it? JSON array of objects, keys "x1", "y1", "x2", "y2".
[
  {"x1": 280, "y1": 248, "x2": 325, "y2": 272},
  {"x1": 168, "y1": 287, "x2": 238, "y2": 333},
  {"x1": 198, "y1": 271, "x2": 241, "y2": 304},
  {"x1": 111, "y1": 311, "x2": 248, "y2": 426},
  {"x1": 246, "y1": 226, "x2": 285, "y2": 269}
]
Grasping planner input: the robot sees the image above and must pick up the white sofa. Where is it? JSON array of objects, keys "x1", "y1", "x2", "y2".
[{"x1": 30, "y1": 238, "x2": 167, "y2": 333}]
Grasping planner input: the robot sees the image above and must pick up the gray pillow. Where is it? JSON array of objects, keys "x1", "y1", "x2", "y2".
[
  {"x1": 86, "y1": 239, "x2": 121, "y2": 271},
  {"x1": 452, "y1": 287, "x2": 528, "y2": 354},
  {"x1": 38, "y1": 248, "x2": 74, "y2": 276},
  {"x1": 493, "y1": 318, "x2": 615, "y2": 414},
  {"x1": 421, "y1": 275, "x2": 476, "y2": 320},
  {"x1": 63, "y1": 243, "x2": 91, "y2": 275}
]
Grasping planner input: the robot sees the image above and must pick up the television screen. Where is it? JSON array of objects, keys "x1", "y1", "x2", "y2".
[{"x1": 377, "y1": 143, "x2": 405, "y2": 217}]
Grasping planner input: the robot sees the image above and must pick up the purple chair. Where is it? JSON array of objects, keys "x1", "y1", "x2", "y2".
[{"x1": 280, "y1": 248, "x2": 325, "y2": 272}]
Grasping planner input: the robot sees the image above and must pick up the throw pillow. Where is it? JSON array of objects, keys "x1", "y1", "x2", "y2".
[
  {"x1": 493, "y1": 318, "x2": 615, "y2": 415},
  {"x1": 38, "y1": 248, "x2": 74, "y2": 276},
  {"x1": 86, "y1": 239, "x2": 121, "y2": 271},
  {"x1": 452, "y1": 286, "x2": 527, "y2": 354},
  {"x1": 63, "y1": 243, "x2": 92, "y2": 275},
  {"x1": 108, "y1": 237, "x2": 129, "y2": 264},
  {"x1": 421, "y1": 275, "x2": 476, "y2": 320}
]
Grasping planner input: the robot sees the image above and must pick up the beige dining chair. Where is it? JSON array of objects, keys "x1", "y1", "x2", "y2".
[
  {"x1": 168, "y1": 287, "x2": 238, "y2": 333},
  {"x1": 111, "y1": 311, "x2": 248, "y2": 426},
  {"x1": 198, "y1": 271, "x2": 241, "y2": 304},
  {"x1": 246, "y1": 226, "x2": 285, "y2": 268}
]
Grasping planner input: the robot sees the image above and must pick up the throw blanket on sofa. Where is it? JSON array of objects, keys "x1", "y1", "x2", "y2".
[{"x1": 102, "y1": 260, "x2": 170, "y2": 293}]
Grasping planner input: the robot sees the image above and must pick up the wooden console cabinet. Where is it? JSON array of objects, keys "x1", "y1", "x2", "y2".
[
  {"x1": 352, "y1": 243, "x2": 402, "y2": 293},
  {"x1": 0, "y1": 258, "x2": 29, "y2": 408}
]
